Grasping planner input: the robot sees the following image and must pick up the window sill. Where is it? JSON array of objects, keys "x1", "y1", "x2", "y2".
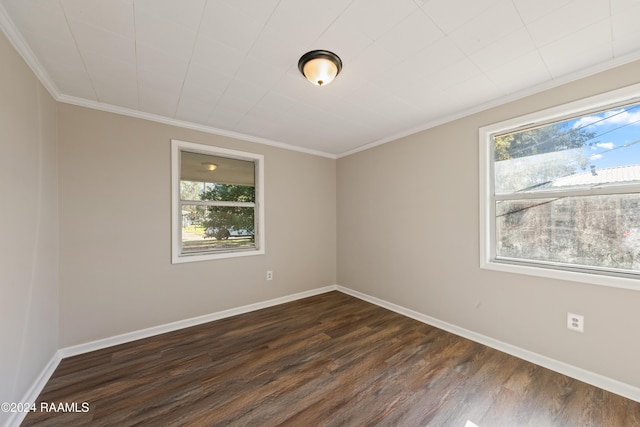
[
  {"x1": 172, "y1": 247, "x2": 265, "y2": 264},
  {"x1": 480, "y1": 258, "x2": 640, "y2": 291}
]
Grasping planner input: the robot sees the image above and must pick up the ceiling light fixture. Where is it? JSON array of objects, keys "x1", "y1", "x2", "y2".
[
  {"x1": 298, "y1": 50, "x2": 342, "y2": 87},
  {"x1": 202, "y1": 162, "x2": 218, "y2": 171}
]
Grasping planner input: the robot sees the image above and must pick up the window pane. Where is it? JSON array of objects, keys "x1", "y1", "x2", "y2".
[
  {"x1": 496, "y1": 194, "x2": 640, "y2": 272},
  {"x1": 494, "y1": 149, "x2": 586, "y2": 194},
  {"x1": 180, "y1": 181, "x2": 204, "y2": 200},
  {"x1": 199, "y1": 183, "x2": 255, "y2": 203},
  {"x1": 179, "y1": 149, "x2": 256, "y2": 256},
  {"x1": 180, "y1": 151, "x2": 255, "y2": 188},
  {"x1": 181, "y1": 205, "x2": 255, "y2": 254},
  {"x1": 172, "y1": 140, "x2": 264, "y2": 263},
  {"x1": 494, "y1": 101, "x2": 640, "y2": 195}
]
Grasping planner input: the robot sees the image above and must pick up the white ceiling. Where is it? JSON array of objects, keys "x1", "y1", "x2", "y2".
[{"x1": 2, "y1": 0, "x2": 640, "y2": 157}]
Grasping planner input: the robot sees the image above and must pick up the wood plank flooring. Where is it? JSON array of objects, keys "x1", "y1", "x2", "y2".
[{"x1": 22, "y1": 291, "x2": 640, "y2": 426}]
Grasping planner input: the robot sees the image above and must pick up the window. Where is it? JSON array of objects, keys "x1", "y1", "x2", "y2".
[
  {"x1": 480, "y1": 84, "x2": 640, "y2": 289},
  {"x1": 171, "y1": 140, "x2": 264, "y2": 263}
]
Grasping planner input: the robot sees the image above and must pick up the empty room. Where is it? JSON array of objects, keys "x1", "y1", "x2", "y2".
[{"x1": 3, "y1": 1, "x2": 640, "y2": 426}]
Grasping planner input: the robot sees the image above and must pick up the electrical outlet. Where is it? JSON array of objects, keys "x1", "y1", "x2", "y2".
[
  {"x1": 266, "y1": 271, "x2": 273, "y2": 281},
  {"x1": 567, "y1": 313, "x2": 584, "y2": 333}
]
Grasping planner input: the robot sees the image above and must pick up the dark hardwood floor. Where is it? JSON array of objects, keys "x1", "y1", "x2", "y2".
[{"x1": 22, "y1": 291, "x2": 640, "y2": 426}]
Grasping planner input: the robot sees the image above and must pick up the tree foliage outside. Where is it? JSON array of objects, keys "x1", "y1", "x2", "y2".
[
  {"x1": 493, "y1": 119, "x2": 640, "y2": 273},
  {"x1": 494, "y1": 122, "x2": 596, "y2": 161},
  {"x1": 493, "y1": 122, "x2": 597, "y2": 194},
  {"x1": 201, "y1": 184, "x2": 255, "y2": 241},
  {"x1": 180, "y1": 180, "x2": 205, "y2": 201}
]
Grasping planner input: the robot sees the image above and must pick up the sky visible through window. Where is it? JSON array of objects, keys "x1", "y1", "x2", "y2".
[
  {"x1": 485, "y1": 97, "x2": 640, "y2": 282},
  {"x1": 570, "y1": 102, "x2": 640, "y2": 170}
]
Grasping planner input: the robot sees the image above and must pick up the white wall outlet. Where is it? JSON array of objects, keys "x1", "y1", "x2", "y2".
[
  {"x1": 567, "y1": 313, "x2": 584, "y2": 333},
  {"x1": 266, "y1": 270, "x2": 273, "y2": 281}
]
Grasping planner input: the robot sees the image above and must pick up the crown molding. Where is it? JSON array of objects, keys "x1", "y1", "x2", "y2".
[
  {"x1": 57, "y1": 94, "x2": 337, "y2": 159},
  {"x1": 337, "y1": 51, "x2": 640, "y2": 159},
  {"x1": 4, "y1": 1, "x2": 640, "y2": 162},
  {"x1": 0, "y1": 5, "x2": 336, "y2": 160},
  {"x1": 0, "y1": 2, "x2": 61, "y2": 100}
]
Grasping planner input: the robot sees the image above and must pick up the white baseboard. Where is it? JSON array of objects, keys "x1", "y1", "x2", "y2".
[
  {"x1": 60, "y1": 285, "x2": 338, "y2": 358},
  {"x1": 336, "y1": 285, "x2": 640, "y2": 403},
  {"x1": 6, "y1": 286, "x2": 336, "y2": 427},
  {"x1": 11, "y1": 282, "x2": 639, "y2": 427},
  {"x1": 4, "y1": 352, "x2": 62, "y2": 427}
]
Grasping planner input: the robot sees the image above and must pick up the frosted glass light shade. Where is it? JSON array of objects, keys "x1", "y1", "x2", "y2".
[{"x1": 298, "y1": 50, "x2": 342, "y2": 87}]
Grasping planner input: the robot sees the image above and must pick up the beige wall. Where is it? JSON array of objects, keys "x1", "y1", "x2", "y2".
[
  {"x1": 337, "y1": 60, "x2": 640, "y2": 389},
  {"x1": 57, "y1": 105, "x2": 336, "y2": 347},
  {"x1": 0, "y1": 32, "x2": 58, "y2": 423},
  {"x1": 4, "y1": 15, "x2": 640, "y2": 411}
]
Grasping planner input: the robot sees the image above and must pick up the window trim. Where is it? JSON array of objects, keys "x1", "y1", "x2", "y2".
[
  {"x1": 171, "y1": 139, "x2": 265, "y2": 264},
  {"x1": 479, "y1": 83, "x2": 640, "y2": 291}
]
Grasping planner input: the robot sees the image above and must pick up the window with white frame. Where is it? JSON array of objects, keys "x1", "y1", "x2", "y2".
[
  {"x1": 171, "y1": 140, "x2": 264, "y2": 263},
  {"x1": 479, "y1": 85, "x2": 640, "y2": 289}
]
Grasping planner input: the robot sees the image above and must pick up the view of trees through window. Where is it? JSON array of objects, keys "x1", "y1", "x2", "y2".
[
  {"x1": 179, "y1": 153, "x2": 256, "y2": 254},
  {"x1": 493, "y1": 101, "x2": 640, "y2": 274}
]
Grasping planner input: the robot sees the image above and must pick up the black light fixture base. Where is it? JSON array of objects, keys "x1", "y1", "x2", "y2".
[{"x1": 298, "y1": 50, "x2": 343, "y2": 85}]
